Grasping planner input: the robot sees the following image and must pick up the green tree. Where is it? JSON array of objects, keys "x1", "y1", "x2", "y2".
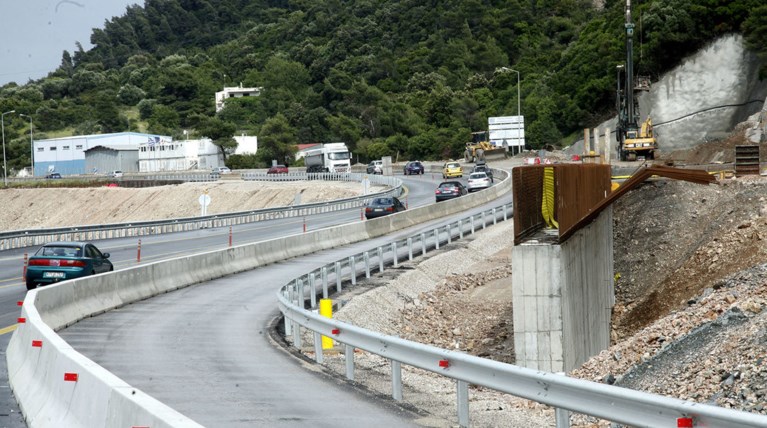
[
  {"x1": 197, "y1": 117, "x2": 237, "y2": 160},
  {"x1": 256, "y1": 114, "x2": 297, "y2": 166}
]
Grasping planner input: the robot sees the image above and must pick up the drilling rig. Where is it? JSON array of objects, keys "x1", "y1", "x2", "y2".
[{"x1": 616, "y1": 0, "x2": 658, "y2": 161}]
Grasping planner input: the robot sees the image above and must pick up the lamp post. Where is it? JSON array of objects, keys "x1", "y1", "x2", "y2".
[
  {"x1": 19, "y1": 114, "x2": 33, "y2": 176},
  {"x1": 1, "y1": 110, "x2": 16, "y2": 186}
]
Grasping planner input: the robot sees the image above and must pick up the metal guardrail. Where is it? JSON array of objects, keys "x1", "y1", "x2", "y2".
[
  {"x1": 276, "y1": 203, "x2": 767, "y2": 428},
  {"x1": 0, "y1": 173, "x2": 401, "y2": 251}
]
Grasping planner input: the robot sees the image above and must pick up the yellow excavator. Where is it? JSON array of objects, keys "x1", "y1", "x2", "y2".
[
  {"x1": 620, "y1": 116, "x2": 657, "y2": 161},
  {"x1": 464, "y1": 131, "x2": 506, "y2": 163}
]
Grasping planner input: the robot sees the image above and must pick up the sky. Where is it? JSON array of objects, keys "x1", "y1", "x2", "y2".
[{"x1": 0, "y1": 0, "x2": 140, "y2": 85}]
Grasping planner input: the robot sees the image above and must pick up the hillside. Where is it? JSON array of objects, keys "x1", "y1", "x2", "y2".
[{"x1": 1, "y1": 1, "x2": 766, "y2": 174}]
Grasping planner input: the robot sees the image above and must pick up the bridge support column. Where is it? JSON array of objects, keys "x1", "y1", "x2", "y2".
[{"x1": 511, "y1": 208, "x2": 614, "y2": 372}]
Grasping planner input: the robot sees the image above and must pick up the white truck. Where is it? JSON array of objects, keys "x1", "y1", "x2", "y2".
[{"x1": 304, "y1": 142, "x2": 352, "y2": 173}]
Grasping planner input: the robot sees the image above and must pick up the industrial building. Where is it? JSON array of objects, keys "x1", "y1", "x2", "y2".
[{"x1": 33, "y1": 132, "x2": 171, "y2": 176}]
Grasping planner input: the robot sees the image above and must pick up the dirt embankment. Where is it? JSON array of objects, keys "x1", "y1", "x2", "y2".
[{"x1": 0, "y1": 180, "x2": 371, "y2": 232}]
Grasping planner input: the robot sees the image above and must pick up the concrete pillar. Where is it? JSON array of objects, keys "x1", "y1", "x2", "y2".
[
  {"x1": 511, "y1": 208, "x2": 614, "y2": 372},
  {"x1": 583, "y1": 128, "x2": 591, "y2": 156}
]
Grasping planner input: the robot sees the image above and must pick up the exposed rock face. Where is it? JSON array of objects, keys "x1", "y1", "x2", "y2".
[
  {"x1": 568, "y1": 35, "x2": 767, "y2": 155},
  {"x1": 646, "y1": 34, "x2": 767, "y2": 151}
]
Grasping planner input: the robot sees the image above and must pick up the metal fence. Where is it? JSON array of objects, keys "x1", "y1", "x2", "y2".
[
  {"x1": 0, "y1": 173, "x2": 401, "y2": 251},
  {"x1": 277, "y1": 202, "x2": 767, "y2": 428}
]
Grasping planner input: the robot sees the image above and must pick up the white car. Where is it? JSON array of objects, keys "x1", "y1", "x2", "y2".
[
  {"x1": 108, "y1": 170, "x2": 123, "y2": 178},
  {"x1": 467, "y1": 172, "x2": 491, "y2": 192},
  {"x1": 212, "y1": 167, "x2": 231, "y2": 175}
]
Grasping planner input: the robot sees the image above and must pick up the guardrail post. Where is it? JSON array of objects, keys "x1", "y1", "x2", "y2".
[
  {"x1": 362, "y1": 251, "x2": 370, "y2": 279},
  {"x1": 321, "y1": 267, "x2": 328, "y2": 299},
  {"x1": 391, "y1": 360, "x2": 402, "y2": 401},
  {"x1": 309, "y1": 273, "x2": 317, "y2": 308},
  {"x1": 392, "y1": 242, "x2": 398, "y2": 267},
  {"x1": 457, "y1": 380, "x2": 469, "y2": 428},
  {"x1": 284, "y1": 286, "x2": 293, "y2": 336},
  {"x1": 137, "y1": 239, "x2": 141, "y2": 262},
  {"x1": 470, "y1": 216, "x2": 475, "y2": 234},
  {"x1": 482, "y1": 211, "x2": 486, "y2": 229},
  {"x1": 447, "y1": 225, "x2": 452, "y2": 244},
  {"x1": 434, "y1": 228, "x2": 440, "y2": 250},
  {"x1": 297, "y1": 279, "x2": 304, "y2": 309},
  {"x1": 420, "y1": 232, "x2": 426, "y2": 256},
  {"x1": 492, "y1": 208, "x2": 497, "y2": 225},
  {"x1": 503, "y1": 204, "x2": 508, "y2": 221},
  {"x1": 378, "y1": 247, "x2": 384, "y2": 273},
  {"x1": 349, "y1": 256, "x2": 356, "y2": 285},
  {"x1": 345, "y1": 344, "x2": 355, "y2": 381},
  {"x1": 459, "y1": 220, "x2": 464, "y2": 239},
  {"x1": 555, "y1": 372, "x2": 571, "y2": 427},
  {"x1": 407, "y1": 237, "x2": 413, "y2": 261},
  {"x1": 335, "y1": 261, "x2": 342, "y2": 292},
  {"x1": 313, "y1": 332, "x2": 324, "y2": 364}
]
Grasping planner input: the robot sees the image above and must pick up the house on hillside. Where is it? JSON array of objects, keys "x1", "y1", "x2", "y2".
[{"x1": 215, "y1": 85, "x2": 263, "y2": 112}]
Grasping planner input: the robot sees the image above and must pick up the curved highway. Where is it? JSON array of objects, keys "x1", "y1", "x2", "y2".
[
  {"x1": 0, "y1": 174, "x2": 468, "y2": 427},
  {"x1": 57, "y1": 195, "x2": 512, "y2": 427}
]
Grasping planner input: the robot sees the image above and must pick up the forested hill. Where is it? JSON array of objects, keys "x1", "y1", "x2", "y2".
[{"x1": 0, "y1": 0, "x2": 765, "y2": 170}]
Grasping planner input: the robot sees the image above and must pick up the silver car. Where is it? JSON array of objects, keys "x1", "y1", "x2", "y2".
[{"x1": 467, "y1": 172, "x2": 491, "y2": 192}]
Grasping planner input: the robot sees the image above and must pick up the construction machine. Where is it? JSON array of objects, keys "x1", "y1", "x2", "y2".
[
  {"x1": 616, "y1": 0, "x2": 658, "y2": 161},
  {"x1": 464, "y1": 131, "x2": 505, "y2": 163}
]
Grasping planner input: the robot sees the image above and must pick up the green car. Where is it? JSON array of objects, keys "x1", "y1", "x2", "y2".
[{"x1": 25, "y1": 242, "x2": 113, "y2": 291}]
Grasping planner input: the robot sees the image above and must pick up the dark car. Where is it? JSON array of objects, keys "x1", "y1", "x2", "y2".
[
  {"x1": 25, "y1": 241, "x2": 113, "y2": 290},
  {"x1": 364, "y1": 196, "x2": 407, "y2": 219},
  {"x1": 45, "y1": 172, "x2": 62, "y2": 179},
  {"x1": 435, "y1": 181, "x2": 468, "y2": 202},
  {"x1": 472, "y1": 162, "x2": 493, "y2": 182},
  {"x1": 403, "y1": 161, "x2": 425, "y2": 175},
  {"x1": 267, "y1": 165, "x2": 289, "y2": 174}
]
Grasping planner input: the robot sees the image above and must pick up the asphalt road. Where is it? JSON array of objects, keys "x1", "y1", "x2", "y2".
[{"x1": 0, "y1": 173, "x2": 475, "y2": 427}]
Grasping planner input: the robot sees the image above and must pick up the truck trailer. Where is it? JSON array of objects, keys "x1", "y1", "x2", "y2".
[{"x1": 304, "y1": 142, "x2": 352, "y2": 173}]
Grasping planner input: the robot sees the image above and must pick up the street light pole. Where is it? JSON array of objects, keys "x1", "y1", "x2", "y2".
[
  {"x1": 1, "y1": 110, "x2": 16, "y2": 186},
  {"x1": 20, "y1": 114, "x2": 33, "y2": 176}
]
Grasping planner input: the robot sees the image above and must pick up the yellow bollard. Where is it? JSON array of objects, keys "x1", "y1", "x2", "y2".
[{"x1": 319, "y1": 299, "x2": 334, "y2": 350}]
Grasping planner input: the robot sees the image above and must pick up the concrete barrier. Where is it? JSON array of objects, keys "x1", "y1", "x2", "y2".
[{"x1": 7, "y1": 170, "x2": 512, "y2": 427}]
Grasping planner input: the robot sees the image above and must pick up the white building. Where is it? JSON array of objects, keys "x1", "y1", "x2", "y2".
[
  {"x1": 215, "y1": 85, "x2": 263, "y2": 112},
  {"x1": 33, "y1": 132, "x2": 170, "y2": 176},
  {"x1": 138, "y1": 138, "x2": 221, "y2": 172},
  {"x1": 233, "y1": 135, "x2": 258, "y2": 155}
]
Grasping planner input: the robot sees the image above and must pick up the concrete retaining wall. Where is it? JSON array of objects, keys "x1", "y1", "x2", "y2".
[
  {"x1": 8, "y1": 171, "x2": 512, "y2": 427},
  {"x1": 512, "y1": 207, "x2": 614, "y2": 372}
]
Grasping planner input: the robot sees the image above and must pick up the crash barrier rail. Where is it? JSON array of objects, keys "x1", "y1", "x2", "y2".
[
  {"x1": 0, "y1": 173, "x2": 401, "y2": 251},
  {"x1": 276, "y1": 220, "x2": 767, "y2": 427},
  {"x1": 8, "y1": 169, "x2": 513, "y2": 427}
]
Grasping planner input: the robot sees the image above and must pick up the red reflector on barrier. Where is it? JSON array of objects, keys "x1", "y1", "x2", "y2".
[
  {"x1": 677, "y1": 417, "x2": 693, "y2": 428},
  {"x1": 16, "y1": 301, "x2": 22, "y2": 306},
  {"x1": 438, "y1": 359, "x2": 449, "y2": 368},
  {"x1": 64, "y1": 373, "x2": 78, "y2": 382},
  {"x1": 32, "y1": 340, "x2": 42, "y2": 348},
  {"x1": 331, "y1": 329, "x2": 340, "y2": 335},
  {"x1": 17, "y1": 318, "x2": 25, "y2": 323}
]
